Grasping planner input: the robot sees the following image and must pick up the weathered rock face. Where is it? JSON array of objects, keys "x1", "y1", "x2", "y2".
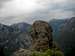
[{"x1": 31, "y1": 20, "x2": 53, "y2": 51}]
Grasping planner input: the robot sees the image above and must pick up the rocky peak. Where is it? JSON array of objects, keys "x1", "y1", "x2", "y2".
[{"x1": 31, "y1": 20, "x2": 53, "y2": 51}]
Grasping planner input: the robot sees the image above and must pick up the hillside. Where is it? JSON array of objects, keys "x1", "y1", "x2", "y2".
[
  {"x1": 59, "y1": 17, "x2": 75, "y2": 56},
  {"x1": 49, "y1": 19, "x2": 67, "y2": 42},
  {"x1": 0, "y1": 23, "x2": 31, "y2": 56}
]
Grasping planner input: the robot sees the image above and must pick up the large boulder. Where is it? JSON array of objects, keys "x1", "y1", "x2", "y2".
[{"x1": 31, "y1": 20, "x2": 53, "y2": 51}]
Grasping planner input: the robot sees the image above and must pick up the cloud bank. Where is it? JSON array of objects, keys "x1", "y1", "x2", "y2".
[{"x1": 0, "y1": 0, "x2": 75, "y2": 25}]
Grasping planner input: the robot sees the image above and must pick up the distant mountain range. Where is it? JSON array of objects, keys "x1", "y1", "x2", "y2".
[
  {"x1": 0, "y1": 24, "x2": 13, "y2": 32},
  {"x1": 49, "y1": 17, "x2": 75, "y2": 56},
  {"x1": 11, "y1": 22, "x2": 31, "y2": 32},
  {"x1": 59, "y1": 17, "x2": 75, "y2": 56},
  {"x1": 0, "y1": 17, "x2": 75, "y2": 56},
  {"x1": 0, "y1": 22, "x2": 31, "y2": 32},
  {"x1": 0, "y1": 22, "x2": 31, "y2": 56},
  {"x1": 49, "y1": 19, "x2": 68, "y2": 42}
]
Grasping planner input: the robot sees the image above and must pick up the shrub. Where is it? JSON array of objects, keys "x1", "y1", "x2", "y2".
[{"x1": 31, "y1": 49, "x2": 63, "y2": 56}]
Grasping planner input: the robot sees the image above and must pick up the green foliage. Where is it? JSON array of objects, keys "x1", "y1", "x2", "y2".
[
  {"x1": 55, "y1": 51, "x2": 63, "y2": 56},
  {"x1": 31, "y1": 49, "x2": 63, "y2": 56}
]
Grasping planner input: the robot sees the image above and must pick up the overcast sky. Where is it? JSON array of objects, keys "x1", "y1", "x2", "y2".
[{"x1": 0, "y1": 0, "x2": 75, "y2": 25}]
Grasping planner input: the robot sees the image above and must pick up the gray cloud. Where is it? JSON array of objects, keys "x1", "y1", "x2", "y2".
[
  {"x1": 0, "y1": 0, "x2": 11, "y2": 8},
  {"x1": 48, "y1": 0, "x2": 75, "y2": 11},
  {"x1": 0, "y1": 0, "x2": 75, "y2": 25}
]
